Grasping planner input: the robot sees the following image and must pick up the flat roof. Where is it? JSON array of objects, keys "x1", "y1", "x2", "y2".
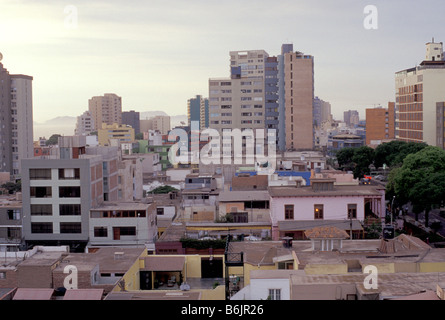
[
  {"x1": 12, "y1": 288, "x2": 54, "y2": 300},
  {"x1": 142, "y1": 256, "x2": 185, "y2": 271},
  {"x1": 218, "y1": 190, "x2": 270, "y2": 202},
  {"x1": 278, "y1": 220, "x2": 363, "y2": 232},
  {"x1": 268, "y1": 185, "x2": 383, "y2": 197},
  {"x1": 63, "y1": 289, "x2": 104, "y2": 300},
  {"x1": 91, "y1": 202, "x2": 151, "y2": 211},
  {"x1": 105, "y1": 291, "x2": 201, "y2": 300}
]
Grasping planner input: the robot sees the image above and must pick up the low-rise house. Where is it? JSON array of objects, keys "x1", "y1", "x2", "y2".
[
  {"x1": 89, "y1": 202, "x2": 157, "y2": 248},
  {"x1": 269, "y1": 178, "x2": 385, "y2": 240}
]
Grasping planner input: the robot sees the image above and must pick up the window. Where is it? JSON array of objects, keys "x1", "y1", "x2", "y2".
[
  {"x1": 284, "y1": 205, "x2": 294, "y2": 220},
  {"x1": 31, "y1": 222, "x2": 53, "y2": 234},
  {"x1": 29, "y1": 169, "x2": 51, "y2": 180},
  {"x1": 348, "y1": 204, "x2": 357, "y2": 219},
  {"x1": 7, "y1": 209, "x2": 20, "y2": 220},
  {"x1": 0, "y1": 272, "x2": 6, "y2": 279},
  {"x1": 94, "y1": 227, "x2": 108, "y2": 237},
  {"x1": 314, "y1": 205, "x2": 324, "y2": 219},
  {"x1": 59, "y1": 186, "x2": 81, "y2": 198},
  {"x1": 31, "y1": 205, "x2": 52, "y2": 216},
  {"x1": 118, "y1": 227, "x2": 136, "y2": 236},
  {"x1": 58, "y1": 168, "x2": 80, "y2": 179},
  {"x1": 59, "y1": 204, "x2": 81, "y2": 216},
  {"x1": 268, "y1": 289, "x2": 281, "y2": 300},
  {"x1": 157, "y1": 208, "x2": 164, "y2": 215},
  {"x1": 30, "y1": 187, "x2": 52, "y2": 198},
  {"x1": 60, "y1": 222, "x2": 82, "y2": 234}
]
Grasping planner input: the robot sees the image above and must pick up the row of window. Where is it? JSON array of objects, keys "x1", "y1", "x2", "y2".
[
  {"x1": 284, "y1": 204, "x2": 357, "y2": 220},
  {"x1": 29, "y1": 168, "x2": 80, "y2": 180},
  {"x1": 30, "y1": 186, "x2": 81, "y2": 198},
  {"x1": 31, "y1": 204, "x2": 81, "y2": 216}
]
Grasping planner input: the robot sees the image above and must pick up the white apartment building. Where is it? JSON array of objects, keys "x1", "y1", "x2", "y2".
[{"x1": 395, "y1": 40, "x2": 445, "y2": 146}]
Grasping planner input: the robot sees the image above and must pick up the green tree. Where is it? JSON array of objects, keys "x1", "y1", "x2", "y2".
[
  {"x1": 374, "y1": 140, "x2": 428, "y2": 168},
  {"x1": 46, "y1": 134, "x2": 62, "y2": 146},
  {"x1": 351, "y1": 146, "x2": 375, "y2": 179},
  {"x1": 335, "y1": 148, "x2": 355, "y2": 171},
  {"x1": 150, "y1": 185, "x2": 178, "y2": 194},
  {"x1": 388, "y1": 146, "x2": 445, "y2": 227}
]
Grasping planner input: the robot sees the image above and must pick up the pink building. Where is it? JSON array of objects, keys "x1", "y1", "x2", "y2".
[{"x1": 269, "y1": 178, "x2": 385, "y2": 240}]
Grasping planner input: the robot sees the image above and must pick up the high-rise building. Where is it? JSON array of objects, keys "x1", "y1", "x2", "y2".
[
  {"x1": 208, "y1": 45, "x2": 315, "y2": 153},
  {"x1": 140, "y1": 115, "x2": 171, "y2": 135},
  {"x1": 187, "y1": 95, "x2": 208, "y2": 129},
  {"x1": 75, "y1": 110, "x2": 95, "y2": 136},
  {"x1": 122, "y1": 110, "x2": 140, "y2": 134},
  {"x1": 365, "y1": 102, "x2": 395, "y2": 146},
  {"x1": 313, "y1": 97, "x2": 332, "y2": 129},
  {"x1": 283, "y1": 50, "x2": 314, "y2": 151},
  {"x1": 395, "y1": 40, "x2": 445, "y2": 146},
  {"x1": 209, "y1": 50, "x2": 268, "y2": 135},
  {"x1": 343, "y1": 110, "x2": 360, "y2": 127},
  {"x1": 88, "y1": 93, "x2": 122, "y2": 130},
  {"x1": 0, "y1": 55, "x2": 33, "y2": 179}
]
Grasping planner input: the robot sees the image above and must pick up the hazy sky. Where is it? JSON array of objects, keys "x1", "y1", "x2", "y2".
[{"x1": 1, "y1": 0, "x2": 444, "y2": 125}]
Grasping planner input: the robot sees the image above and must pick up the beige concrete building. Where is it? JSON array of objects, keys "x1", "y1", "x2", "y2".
[
  {"x1": 140, "y1": 115, "x2": 171, "y2": 135},
  {"x1": 88, "y1": 93, "x2": 122, "y2": 130},
  {"x1": 98, "y1": 123, "x2": 135, "y2": 146},
  {"x1": 395, "y1": 40, "x2": 445, "y2": 146},
  {"x1": 283, "y1": 51, "x2": 314, "y2": 151}
]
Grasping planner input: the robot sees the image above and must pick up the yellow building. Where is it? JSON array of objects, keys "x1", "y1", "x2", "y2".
[{"x1": 98, "y1": 123, "x2": 135, "y2": 146}]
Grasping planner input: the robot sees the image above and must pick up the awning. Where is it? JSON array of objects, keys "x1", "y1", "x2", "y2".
[
  {"x1": 278, "y1": 220, "x2": 363, "y2": 232},
  {"x1": 143, "y1": 256, "x2": 185, "y2": 272},
  {"x1": 13, "y1": 288, "x2": 54, "y2": 300},
  {"x1": 63, "y1": 289, "x2": 104, "y2": 300}
]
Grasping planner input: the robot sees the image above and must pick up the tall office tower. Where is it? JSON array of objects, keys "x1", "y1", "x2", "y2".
[
  {"x1": 88, "y1": 93, "x2": 122, "y2": 129},
  {"x1": 75, "y1": 110, "x2": 95, "y2": 136},
  {"x1": 283, "y1": 50, "x2": 314, "y2": 151},
  {"x1": 344, "y1": 110, "x2": 360, "y2": 127},
  {"x1": 200, "y1": 96, "x2": 210, "y2": 129},
  {"x1": 313, "y1": 97, "x2": 332, "y2": 128},
  {"x1": 265, "y1": 56, "x2": 279, "y2": 148},
  {"x1": 0, "y1": 55, "x2": 33, "y2": 179},
  {"x1": 187, "y1": 95, "x2": 208, "y2": 130},
  {"x1": 208, "y1": 50, "x2": 268, "y2": 135},
  {"x1": 122, "y1": 110, "x2": 140, "y2": 134},
  {"x1": 365, "y1": 102, "x2": 395, "y2": 146},
  {"x1": 395, "y1": 40, "x2": 445, "y2": 146}
]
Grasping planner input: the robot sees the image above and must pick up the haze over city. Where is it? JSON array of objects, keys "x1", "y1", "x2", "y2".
[{"x1": 2, "y1": 0, "x2": 444, "y2": 137}]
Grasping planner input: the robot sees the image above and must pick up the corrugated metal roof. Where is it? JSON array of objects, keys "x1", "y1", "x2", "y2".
[
  {"x1": 143, "y1": 256, "x2": 185, "y2": 271},
  {"x1": 63, "y1": 289, "x2": 104, "y2": 300},
  {"x1": 12, "y1": 288, "x2": 54, "y2": 300}
]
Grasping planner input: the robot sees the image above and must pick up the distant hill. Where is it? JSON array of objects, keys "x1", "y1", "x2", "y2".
[{"x1": 33, "y1": 112, "x2": 188, "y2": 139}]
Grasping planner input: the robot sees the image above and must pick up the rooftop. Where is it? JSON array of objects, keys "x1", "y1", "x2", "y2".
[{"x1": 268, "y1": 184, "x2": 383, "y2": 197}]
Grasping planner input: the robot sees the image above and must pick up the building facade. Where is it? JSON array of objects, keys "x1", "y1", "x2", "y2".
[
  {"x1": 365, "y1": 102, "x2": 395, "y2": 146},
  {"x1": 122, "y1": 110, "x2": 141, "y2": 134},
  {"x1": 395, "y1": 40, "x2": 445, "y2": 146},
  {"x1": 88, "y1": 93, "x2": 122, "y2": 130},
  {"x1": 0, "y1": 59, "x2": 33, "y2": 179},
  {"x1": 98, "y1": 123, "x2": 135, "y2": 146},
  {"x1": 75, "y1": 110, "x2": 95, "y2": 136}
]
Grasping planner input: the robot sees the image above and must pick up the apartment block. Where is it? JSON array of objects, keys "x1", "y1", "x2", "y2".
[
  {"x1": 283, "y1": 50, "x2": 314, "y2": 151},
  {"x1": 0, "y1": 59, "x2": 33, "y2": 179},
  {"x1": 122, "y1": 110, "x2": 140, "y2": 134},
  {"x1": 365, "y1": 102, "x2": 395, "y2": 146},
  {"x1": 98, "y1": 123, "x2": 135, "y2": 146},
  {"x1": 343, "y1": 110, "x2": 360, "y2": 127},
  {"x1": 395, "y1": 40, "x2": 445, "y2": 145},
  {"x1": 437, "y1": 102, "x2": 445, "y2": 149},
  {"x1": 88, "y1": 93, "x2": 122, "y2": 129},
  {"x1": 187, "y1": 95, "x2": 208, "y2": 130},
  {"x1": 0, "y1": 195, "x2": 23, "y2": 251},
  {"x1": 75, "y1": 110, "x2": 95, "y2": 136},
  {"x1": 140, "y1": 115, "x2": 171, "y2": 135},
  {"x1": 21, "y1": 136, "x2": 118, "y2": 251}
]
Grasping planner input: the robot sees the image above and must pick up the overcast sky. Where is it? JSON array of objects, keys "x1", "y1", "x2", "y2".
[{"x1": 1, "y1": 0, "x2": 444, "y2": 124}]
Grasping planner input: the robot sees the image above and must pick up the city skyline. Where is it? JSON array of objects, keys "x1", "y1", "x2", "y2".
[{"x1": 1, "y1": 0, "x2": 444, "y2": 125}]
